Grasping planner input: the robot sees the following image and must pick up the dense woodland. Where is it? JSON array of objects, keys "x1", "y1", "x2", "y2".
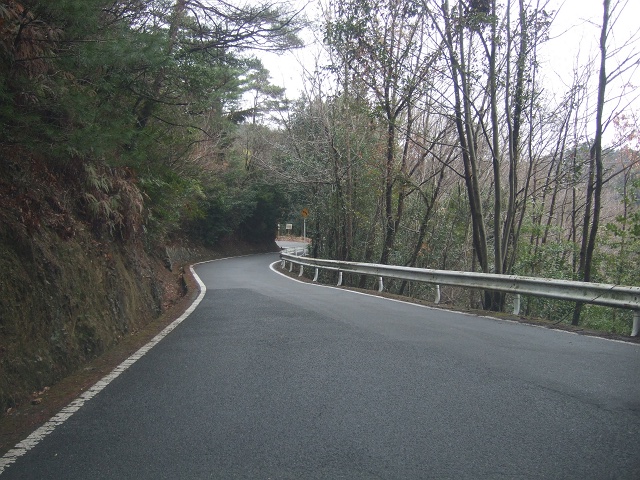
[
  {"x1": 1, "y1": 0, "x2": 639, "y2": 342},
  {"x1": 0, "y1": 0, "x2": 305, "y2": 408},
  {"x1": 265, "y1": 0, "x2": 640, "y2": 333}
]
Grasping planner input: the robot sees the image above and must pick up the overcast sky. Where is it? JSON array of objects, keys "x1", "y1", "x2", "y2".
[{"x1": 256, "y1": 0, "x2": 640, "y2": 140}]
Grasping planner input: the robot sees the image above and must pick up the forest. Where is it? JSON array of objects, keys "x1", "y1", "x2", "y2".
[
  {"x1": 265, "y1": 0, "x2": 640, "y2": 333},
  {"x1": 1, "y1": 0, "x2": 639, "y2": 408}
]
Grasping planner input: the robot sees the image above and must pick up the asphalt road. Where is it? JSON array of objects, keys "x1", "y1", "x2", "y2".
[{"x1": 2, "y1": 248, "x2": 640, "y2": 479}]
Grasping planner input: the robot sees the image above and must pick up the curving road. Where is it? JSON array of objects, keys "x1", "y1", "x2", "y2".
[{"x1": 2, "y1": 247, "x2": 640, "y2": 478}]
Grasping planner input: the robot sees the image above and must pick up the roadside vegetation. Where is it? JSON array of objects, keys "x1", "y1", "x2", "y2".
[
  {"x1": 0, "y1": 0, "x2": 302, "y2": 411},
  {"x1": 1, "y1": 0, "x2": 639, "y2": 413},
  {"x1": 264, "y1": 0, "x2": 640, "y2": 334}
]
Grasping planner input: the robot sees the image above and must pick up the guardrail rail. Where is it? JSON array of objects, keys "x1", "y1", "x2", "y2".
[{"x1": 279, "y1": 252, "x2": 640, "y2": 337}]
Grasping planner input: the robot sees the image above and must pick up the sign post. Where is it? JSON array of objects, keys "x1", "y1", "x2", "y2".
[{"x1": 301, "y1": 208, "x2": 309, "y2": 243}]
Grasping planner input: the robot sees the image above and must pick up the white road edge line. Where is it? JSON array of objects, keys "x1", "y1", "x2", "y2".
[
  {"x1": 2, "y1": 249, "x2": 633, "y2": 474},
  {"x1": 0, "y1": 263, "x2": 211, "y2": 476},
  {"x1": 269, "y1": 261, "x2": 639, "y2": 347}
]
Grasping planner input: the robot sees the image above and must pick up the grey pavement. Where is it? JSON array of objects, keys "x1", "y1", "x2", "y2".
[{"x1": 2, "y1": 251, "x2": 639, "y2": 479}]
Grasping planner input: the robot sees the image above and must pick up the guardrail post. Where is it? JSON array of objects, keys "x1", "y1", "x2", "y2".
[
  {"x1": 280, "y1": 254, "x2": 640, "y2": 331},
  {"x1": 299, "y1": 264, "x2": 304, "y2": 277},
  {"x1": 513, "y1": 294, "x2": 521, "y2": 316}
]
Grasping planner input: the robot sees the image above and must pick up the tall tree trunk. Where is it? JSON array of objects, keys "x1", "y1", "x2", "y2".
[
  {"x1": 572, "y1": 0, "x2": 609, "y2": 325},
  {"x1": 399, "y1": 167, "x2": 446, "y2": 295},
  {"x1": 500, "y1": 0, "x2": 528, "y2": 275},
  {"x1": 442, "y1": 1, "x2": 489, "y2": 274},
  {"x1": 380, "y1": 119, "x2": 396, "y2": 265},
  {"x1": 489, "y1": 0, "x2": 502, "y2": 280}
]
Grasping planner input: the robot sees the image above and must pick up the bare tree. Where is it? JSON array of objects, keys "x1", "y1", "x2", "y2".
[
  {"x1": 325, "y1": 0, "x2": 441, "y2": 264},
  {"x1": 431, "y1": 0, "x2": 550, "y2": 309},
  {"x1": 573, "y1": 0, "x2": 640, "y2": 325}
]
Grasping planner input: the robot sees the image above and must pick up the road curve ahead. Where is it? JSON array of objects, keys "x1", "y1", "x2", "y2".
[{"x1": 2, "y1": 251, "x2": 640, "y2": 479}]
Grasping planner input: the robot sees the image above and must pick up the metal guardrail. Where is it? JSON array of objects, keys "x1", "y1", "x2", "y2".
[
  {"x1": 279, "y1": 253, "x2": 640, "y2": 337},
  {"x1": 280, "y1": 247, "x2": 305, "y2": 256}
]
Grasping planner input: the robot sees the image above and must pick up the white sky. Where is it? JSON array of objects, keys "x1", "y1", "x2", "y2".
[
  {"x1": 257, "y1": 0, "x2": 640, "y2": 138},
  {"x1": 540, "y1": 1, "x2": 639, "y2": 87},
  {"x1": 256, "y1": 0, "x2": 321, "y2": 98}
]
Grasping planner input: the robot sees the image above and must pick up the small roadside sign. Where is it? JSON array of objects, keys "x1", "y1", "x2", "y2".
[{"x1": 301, "y1": 208, "x2": 309, "y2": 218}]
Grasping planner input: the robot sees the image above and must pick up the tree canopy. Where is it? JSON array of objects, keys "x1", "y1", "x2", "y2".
[
  {"x1": 2, "y1": 0, "x2": 639, "y2": 334},
  {"x1": 1, "y1": 0, "x2": 303, "y2": 242}
]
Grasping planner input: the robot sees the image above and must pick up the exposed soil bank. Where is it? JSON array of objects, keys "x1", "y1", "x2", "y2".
[
  {"x1": 0, "y1": 239, "x2": 276, "y2": 456},
  {"x1": 0, "y1": 154, "x2": 278, "y2": 453}
]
